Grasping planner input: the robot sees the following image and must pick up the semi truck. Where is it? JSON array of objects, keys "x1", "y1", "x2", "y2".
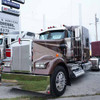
[
  {"x1": 0, "y1": 32, "x2": 19, "y2": 59},
  {"x1": 90, "y1": 41, "x2": 100, "y2": 70},
  {"x1": 2, "y1": 31, "x2": 35, "y2": 69},
  {"x1": 1, "y1": 25, "x2": 92, "y2": 97}
]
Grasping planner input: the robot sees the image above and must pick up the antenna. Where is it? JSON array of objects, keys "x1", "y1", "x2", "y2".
[
  {"x1": 79, "y1": 4, "x2": 82, "y2": 26},
  {"x1": 95, "y1": 14, "x2": 99, "y2": 41},
  {"x1": 43, "y1": 14, "x2": 46, "y2": 30}
]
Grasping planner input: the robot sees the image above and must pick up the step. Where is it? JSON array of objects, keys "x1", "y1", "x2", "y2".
[{"x1": 73, "y1": 68, "x2": 85, "y2": 78}]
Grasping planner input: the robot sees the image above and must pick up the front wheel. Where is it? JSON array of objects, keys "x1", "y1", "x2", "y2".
[{"x1": 50, "y1": 66, "x2": 67, "y2": 97}]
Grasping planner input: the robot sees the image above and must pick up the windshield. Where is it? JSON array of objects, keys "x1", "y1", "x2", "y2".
[
  {"x1": 0, "y1": 39, "x2": 3, "y2": 45},
  {"x1": 39, "y1": 30, "x2": 65, "y2": 40},
  {"x1": 21, "y1": 32, "x2": 35, "y2": 39},
  {"x1": 10, "y1": 31, "x2": 19, "y2": 34},
  {"x1": 27, "y1": 32, "x2": 35, "y2": 37}
]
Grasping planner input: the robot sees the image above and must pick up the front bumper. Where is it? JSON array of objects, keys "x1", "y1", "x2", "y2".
[
  {"x1": 91, "y1": 65, "x2": 99, "y2": 70},
  {"x1": 2, "y1": 73, "x2": 50, "y2": 94}
]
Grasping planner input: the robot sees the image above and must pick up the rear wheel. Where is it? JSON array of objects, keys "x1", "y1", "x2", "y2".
[{"x1": 50, "y1": 66, "x2": 67, "y2": 97}]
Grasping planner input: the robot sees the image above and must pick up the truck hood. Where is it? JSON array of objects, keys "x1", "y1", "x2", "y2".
[{"x1": 33, "y1": 39, "x2": 65, "y2": 62}]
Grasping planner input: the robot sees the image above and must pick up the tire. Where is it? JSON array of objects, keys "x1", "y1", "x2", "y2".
[
  {"x1": 50, "y1": 66, "x2": 67, "y2": 97},
  {"x1": 91, "y1": 65, "x2": 100, "y2": 71}
]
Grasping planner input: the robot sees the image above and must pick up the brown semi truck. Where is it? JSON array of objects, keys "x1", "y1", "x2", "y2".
[{"x1": 1, "y1": 25, "x2": 92, "y2": 96}]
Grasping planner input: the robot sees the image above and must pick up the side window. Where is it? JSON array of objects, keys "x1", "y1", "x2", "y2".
[
  {"x1": 11, "y1": 38, "x2": 15, "y2": 42},
  {"x1": 67, "y1": 31, "x2": 71, "y2": 38},
  {"x1": 86, "y1": 38, "x2": 89, "y2": 47}
]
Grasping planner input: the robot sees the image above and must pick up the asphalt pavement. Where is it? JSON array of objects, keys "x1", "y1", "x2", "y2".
[
  {"x1": 49, "y1": 95, "x2": 100, "y2": 100},
  {"x1": 0, "y1": 71, "x2": 100, "y2": 100},
  {"x1": 0, "y1": 83, "x2": 47, "y2": 99},
  {"x1": 49, "y1": 71, "x2": 100, "y2": 100}
]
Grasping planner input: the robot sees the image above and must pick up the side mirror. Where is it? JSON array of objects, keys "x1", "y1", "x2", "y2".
[
  {"x1": 75, "y1": 28, "x2": 80, "y2": 37},
  {"x1": 75, "y1": 28, "x2": 81, "y2": 40},
  {"x1": 59, "y1": 44, "x2": 67, "y2": 56},
  {"x1": 59, "y1": 44, "x2": 66, "y2": 49}
]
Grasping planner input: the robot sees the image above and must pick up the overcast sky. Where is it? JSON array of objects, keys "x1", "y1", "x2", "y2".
[{"x1": 20, "y1": 0, "x2": 100, "y2": 42}]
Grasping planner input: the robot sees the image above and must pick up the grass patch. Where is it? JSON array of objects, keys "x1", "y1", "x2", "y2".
[
  {"x1": 2, "y1": 73, "x2": 50, "y2": 92},
  {"x1": 2, "y1": 73, "x2": 49, "y2": 81},
  {"x1": 18, "y1": 80, "x2": 49, "y2": 91}
]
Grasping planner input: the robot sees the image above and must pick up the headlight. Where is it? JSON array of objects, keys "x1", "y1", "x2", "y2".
[
  {"x1": 35, "y1": 63, "x2": 46, "y2": 69},
  {"x1": 4, "y1": 62, "x2": 11, "y2": 67}
]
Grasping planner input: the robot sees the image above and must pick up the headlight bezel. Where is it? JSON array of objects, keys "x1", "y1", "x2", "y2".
[
  {"x1": 35, "y1": 63, "x2": 46, "y2": 69},
  {"x1": 35, "y1": 61, "x2": 49, "y2": 69}
]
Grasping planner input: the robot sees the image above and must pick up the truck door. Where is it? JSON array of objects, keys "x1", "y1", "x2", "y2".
[
  {"x1": 73, "y1": 28, "x2": 81, "y2": 61},
  {"x1": 64, "y1": 30, "x2": 72, "y2": 60}
]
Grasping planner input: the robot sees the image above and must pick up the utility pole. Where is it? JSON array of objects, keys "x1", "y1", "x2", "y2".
[{"x1": 95, "y1": 14, "x2": 99, "y2": 41}]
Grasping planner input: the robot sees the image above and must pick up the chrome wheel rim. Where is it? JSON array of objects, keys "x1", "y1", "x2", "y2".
[{"x1": 55, "y1": 71, "x2": 66, "y2": 92}]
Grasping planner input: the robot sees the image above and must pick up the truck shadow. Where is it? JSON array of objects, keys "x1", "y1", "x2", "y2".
[
  {"x1": 69, "y1": 70, "x2": 99, "y2": 85},
  {"x1": 10, "y1": 88, "x2": 52, "y2": 98},
  {"x1": 70, "y1": 72, "x2": 88, "y2": 84}
]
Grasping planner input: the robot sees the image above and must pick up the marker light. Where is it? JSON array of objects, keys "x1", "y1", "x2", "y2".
[
  {"x1": 47, "y1": 91, "x2": 50, "y2": 94},
  {"x1": 56, "y1": 53, "x2": 59, "y2": 57},
  {"x1": 18, "y1": 38, "x2": 21, "y2": 44},
  {"x1": 41, "y1": 29, "x2": 43, "y2": 31}
]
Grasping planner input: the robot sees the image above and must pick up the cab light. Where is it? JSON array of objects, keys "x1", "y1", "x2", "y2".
[{"x1": 41, "y1": 29, "x2": 43, "y2": 31}]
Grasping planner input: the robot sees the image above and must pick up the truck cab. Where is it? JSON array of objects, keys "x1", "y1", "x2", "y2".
[
  {"x1": 33, "y1": 26, "x2": 90, "y2": 71},
  {"x1": 38, "y1": 26, "x2": 89, "y2": 62},
  {"x1": 32, "y1": 26, "x2": 92, "y2": 96}
]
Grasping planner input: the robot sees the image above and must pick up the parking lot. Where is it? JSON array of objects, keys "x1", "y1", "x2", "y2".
[{"x1": 0, "y1": 71, "x2": 100, "y2": 100}]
